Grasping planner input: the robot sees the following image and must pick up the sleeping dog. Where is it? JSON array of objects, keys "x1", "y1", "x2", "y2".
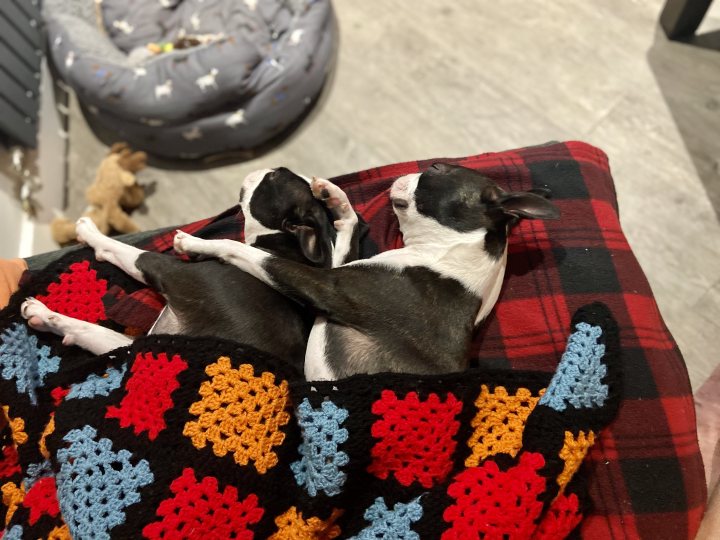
[
  {"x1": 173, "y1": 163, "x2": 560, "y2": 380},
  {"x1": 20, "y1": 168, "x2": 367, "y2": 372}
]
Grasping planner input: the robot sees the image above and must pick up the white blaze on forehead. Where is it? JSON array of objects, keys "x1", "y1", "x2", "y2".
[{"x1": 240, "y1": 168, "x2": 278, "y2": 245}]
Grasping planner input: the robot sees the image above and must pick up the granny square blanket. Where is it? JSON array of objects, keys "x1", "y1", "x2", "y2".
[{"x1": 0, "y1": 141, "x2": 706, "y2": 539}]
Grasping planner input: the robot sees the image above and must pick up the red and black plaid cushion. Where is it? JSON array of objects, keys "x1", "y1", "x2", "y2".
[{"x1": 130, "y1": 141, "x2": 706, "y2": 539}]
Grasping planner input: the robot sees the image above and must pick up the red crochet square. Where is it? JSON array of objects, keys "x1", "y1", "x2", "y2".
[
  {"x1": 442, "y1": 452, "x2": 546, "y2": 539},
  {"x1": 142, "y1": 468, "x2": 263, "y2": 539},
  {"x1": 106, "y1": 352, "x2": 187, "y2": 440},
  {"x1": 22, "y1": 476, "x2": 60, "y2": 525},
  {"x1": 36, "y1": 261, "x2": 108, "y2": 323},
  {"x1": 368, "y1": 390, "x2": 462, "y2": 488},
  {"x1": 534, "y1": 492, "x2": 583, "y2": 539},
  {"x1": 0, "y1": 446, "x2": 20, "y2": 479}
]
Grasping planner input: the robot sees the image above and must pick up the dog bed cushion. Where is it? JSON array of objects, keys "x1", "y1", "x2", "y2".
[
  {"x1": 42, "y1": 0, "x2": 335, "y2": 159},
  {"x1": 0, "y1": 141, "x2": 707, "y2": 538}
]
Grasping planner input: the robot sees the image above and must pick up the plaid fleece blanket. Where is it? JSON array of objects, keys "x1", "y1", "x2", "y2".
[{"x1": 0, "y1": 141, "x2": 706, "y2": 539}]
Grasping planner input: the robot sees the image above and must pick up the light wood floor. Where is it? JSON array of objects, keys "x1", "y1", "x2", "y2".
[{"x1": 63, "y1": 0, "x2": 720, "y2": 390}]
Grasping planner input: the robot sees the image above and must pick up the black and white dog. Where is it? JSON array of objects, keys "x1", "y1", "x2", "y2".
[
  {"x1": 172, "y1": 163, "x2": 560, "y2": 380},
  {"x1": 20, "y1": 168, "x2": 367, "y2": 372}
]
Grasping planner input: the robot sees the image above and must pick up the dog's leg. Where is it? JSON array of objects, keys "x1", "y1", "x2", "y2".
[
  {"x1": 173, "y1": 231, "x2": 366, "y2": 318},
  {"x1": 311, "y1": 177, "x2": 359, "y2": 267},
  {"x1": 174, "y1": 231, "x2": 273, "y2": 284},
  {"x1": 20, "y1": 297, "x2": 132, "y2": 355},
  {"x1": 75, "y1": 217, "x2": 147, "y2": 284}
]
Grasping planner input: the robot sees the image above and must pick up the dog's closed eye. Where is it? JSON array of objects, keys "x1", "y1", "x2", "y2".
[{"x1": 392, "y1": 199, "x2": 409, "y2": 210}]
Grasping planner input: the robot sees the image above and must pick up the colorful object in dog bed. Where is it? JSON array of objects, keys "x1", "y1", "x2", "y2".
[{"x1": 0, "y1": 251, "x2": 621, "y2": 538}]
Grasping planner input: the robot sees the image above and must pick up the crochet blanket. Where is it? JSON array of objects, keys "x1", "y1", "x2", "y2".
[{"x1": 0, "y1": 248, "x2": 621, "y2": 539}]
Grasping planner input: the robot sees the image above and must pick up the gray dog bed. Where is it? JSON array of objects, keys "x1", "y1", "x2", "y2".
[{"x1": 44, "y1": 0, "x2": 335, "y2": 160}]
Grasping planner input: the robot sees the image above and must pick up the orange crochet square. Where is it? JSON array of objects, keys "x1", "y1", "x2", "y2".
[
  {"x1": 39, "y1": 414, "x2": 56, "y2": 460},
  {"x1": 48, "y1": 525, "x2": 71, "y2": 540},
  {"x1": 1, "y1": 481, "x2": 24, "y2": 526},
  {"x1": 2, "y1": 405, "x2": 27, "y2": 446},
  {"x1": 557, "y1": 430, "x2": 595, "y2": 492},
  {"x1": 270, "y1": 507, "x2": 342, "y2": 540},
  {"x1": 465, "y1": 385, "x2": 543, "y2": 467},
  {"x1": 183, "y1": 357, "x2": 291, "y2": 474}
]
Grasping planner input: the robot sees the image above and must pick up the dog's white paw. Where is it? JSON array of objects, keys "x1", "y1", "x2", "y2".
[
  {"x1": 75, "y1": 217, "x2": 99, "y2": 244},
  {"x1": 173, "y1": 230, "x2": 201, "y2": 255},
  {"x1": 76, "y1": 217, "x2": 112, "y2": 261},
  {"x1": 311, "y1": 177, "x2": 357, "y2": 231},
  {"x1": 173, "y1": 230, "x2": 188, "y2": 254},
  {"x1": 21, "y1": 297, "x2": 59, "y2": 332}
]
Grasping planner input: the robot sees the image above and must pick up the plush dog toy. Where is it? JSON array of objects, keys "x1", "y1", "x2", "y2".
[{"x1": 51, "y1": 143, "x2": 148, "y2": 246}]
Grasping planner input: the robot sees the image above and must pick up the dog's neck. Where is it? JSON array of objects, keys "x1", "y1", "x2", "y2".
[
  {"x1": 398, "y1": 216, "x2": 487, "y2": 247},
  {"x1": 355, "y1": 228, "x2": 508, "y2": 326}
]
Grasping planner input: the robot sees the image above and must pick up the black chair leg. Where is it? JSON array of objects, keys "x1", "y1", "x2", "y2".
[{"x1": 660, "y1": 0, "x2": 714, "y2": 39}]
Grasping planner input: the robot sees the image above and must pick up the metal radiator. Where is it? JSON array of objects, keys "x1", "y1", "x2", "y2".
[{"x1": 0, "y1": 0, "x2": 43, "y2": 148}]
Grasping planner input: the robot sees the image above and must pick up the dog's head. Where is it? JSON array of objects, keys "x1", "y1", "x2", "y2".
[
  {"x1": 390, "y1": 163, "x2": 559, "y2": 257},
  {"x1": 239, "y1": 167, "x2": 337, "y2": 266}
]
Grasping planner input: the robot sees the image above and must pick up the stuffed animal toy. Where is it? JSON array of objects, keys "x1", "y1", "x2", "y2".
[{"x1": 51, "y1": 143, "x2": 148, "y2": 246}]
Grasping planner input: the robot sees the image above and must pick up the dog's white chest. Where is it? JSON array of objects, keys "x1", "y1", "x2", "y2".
[{"x1": 305, "y1": 317, "x2": 334, "y2": 381}]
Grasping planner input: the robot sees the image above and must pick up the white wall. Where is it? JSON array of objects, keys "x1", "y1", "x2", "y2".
[
  {"x1": 0, "y1": 59, "x2": 66, "y2": 259},
  {"x1": 0, "y1": 166, "x2": 27, "y2": 258}
]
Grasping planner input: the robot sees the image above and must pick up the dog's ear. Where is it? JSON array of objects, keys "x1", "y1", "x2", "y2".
[
  {"x1": 496, "y1": 191, "x2": 560, "y2": 220},
  {"x1": 283, "y1": 218, "x2": 332, "y2": 267}
]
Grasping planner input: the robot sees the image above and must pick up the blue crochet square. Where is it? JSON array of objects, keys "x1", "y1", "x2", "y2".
[
  {"x1": 350, "y1": 497, "x2": 423, "y2": 540},
  {"x1": 540, "y1": 322, "x2": 608, "y2": 411},
  {"x1": 56, "y1": 425, "x2": 154, "y2": 539},
  {"x1": 2, "y1": 525, "x2": 23, "y2": 540},
  {"x1": 66, "y1": 363, "x2": 128, "y2": 400},
  {"x1": 291, "y1": 398, "x2": 349, "y2": 497},
  {"x1": 0, "y1": 323, "x2": 60, "y2": 405}
]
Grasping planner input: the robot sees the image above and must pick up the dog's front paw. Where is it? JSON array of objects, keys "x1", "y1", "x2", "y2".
[
  {"x1": 311, "y1": 177, "x2": 357, "y2": 230},
  {"x1": 173, "y1": 230, "x2": 202, "y2": 255},
  {"x1": 21, "y1": 297, "x2": 58, "y2": 332},
  {"x1": 75, "y1": 217, "x2": 101, "y2": 245}
]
